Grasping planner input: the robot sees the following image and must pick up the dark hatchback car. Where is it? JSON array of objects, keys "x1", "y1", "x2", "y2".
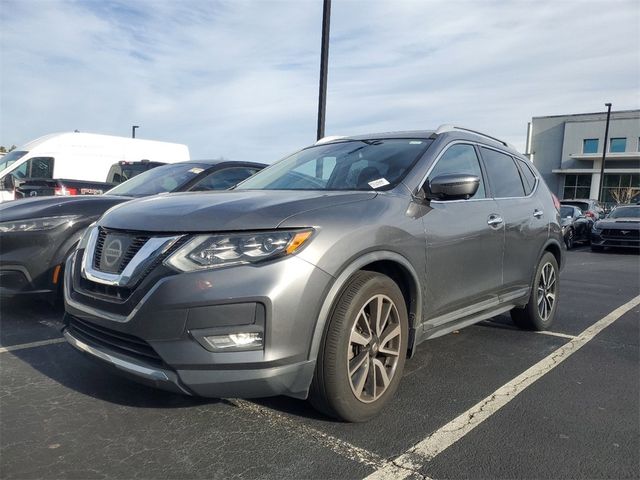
[
  {"x1": 62, "y1": 126, "x2": 564, "y2": 422},
  {"x1": 559, "y1": 205, "x2": 592, "y2": 249},
  {"x1": 591, "y1": 204, "x2": 640, "y2": 251},
  {"x1": 0, "y1": 160, "x2": 264, "y2": 300}
]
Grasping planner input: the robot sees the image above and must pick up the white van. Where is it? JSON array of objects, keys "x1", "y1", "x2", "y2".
[{"x1": 0, "y1": 132, "x2": 190, "y2": 202}]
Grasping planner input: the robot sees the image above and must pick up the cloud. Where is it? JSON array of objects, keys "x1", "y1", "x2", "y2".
[{"x1": 0, "y1": 0, "x2": 638, "y2": 161}]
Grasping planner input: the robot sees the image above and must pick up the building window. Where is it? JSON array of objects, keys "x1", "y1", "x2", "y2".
[
  {"x1": 609, "y1": 138, "x2": 626, "y2": 153},
  {"x1": 563, "y1": 174, "x2": 591, "y2": 199},
  {"x1": 602, "y1": 174, "x2": 640, "y2": 203},
  {"x1": 582, "y1": 138, "x2": 599, "y2": 154}
]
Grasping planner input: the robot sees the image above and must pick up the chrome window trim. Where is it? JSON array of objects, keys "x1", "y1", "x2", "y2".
[
  {"x1": 80, "y1": 226, "x2": 183, "y2": 287},
  {"x1": 415, "y1": 140, "x2": 539, "y2": 201}
]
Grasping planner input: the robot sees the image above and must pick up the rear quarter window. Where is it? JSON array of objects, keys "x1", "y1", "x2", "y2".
[{"x1": 516, "y1": 159, "x2": 537, "y2": 195}]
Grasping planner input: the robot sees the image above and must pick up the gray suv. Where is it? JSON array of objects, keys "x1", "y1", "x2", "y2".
[{"x1": 63, "y1": 126, "x2": 563, "y2": 422}]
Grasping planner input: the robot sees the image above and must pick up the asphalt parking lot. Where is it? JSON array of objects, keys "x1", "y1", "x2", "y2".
[{"x1": 1, "y1": 246, "x2": 638, "y2": 480}]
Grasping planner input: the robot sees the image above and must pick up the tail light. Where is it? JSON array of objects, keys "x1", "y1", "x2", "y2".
[
  {"x1": 54, "y1": 186, "x2": 78, "y2": 196},
  {"x1": 585, "y1": 211, "x2": 595, "y2": 218},
  {"x1": 551, "y1": 193, "x2": 561, "y2": 211}
]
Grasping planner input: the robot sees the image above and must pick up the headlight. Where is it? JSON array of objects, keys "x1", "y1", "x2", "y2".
[
  {"x1": 0, "y1": 215, "x2": 78, "y2": 233},
  {"x1": 165, "y1": 229, "x2": 314, "y2": 272},
  {"x1": 592, "y1": 223, "x2": 602, "y2": 233}
]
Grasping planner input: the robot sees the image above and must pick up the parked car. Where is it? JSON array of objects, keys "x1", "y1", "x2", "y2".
[
  {"x1": 11, "y1": 177, "x2": 114, "y2": 199},
  {"x1": 106, "y1": 160, "x2": 166, "y2": 184},
  {"x1": 0, "y1": 160, "x2": 264, "y2": 301},
  {"x1": 559, "y1": 205, "x2": 593, "y2": 249},
  {"x1": 9, "y1": 160, "x2": 170, "y2": 200},
  {"x1": 560, "y1": 199, "x2": 605, "y2": 220},
  {"x1": 591, "y1": 204, "x2": 640, "y2": 251},
  {"x1": 0, "y1": 132, "x2": 190, "y2": 202},
  {"x1": 62, "y1": 126, "x2": 563, "y2": 422}
]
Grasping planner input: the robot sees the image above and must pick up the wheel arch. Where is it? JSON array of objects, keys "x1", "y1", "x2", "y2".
[{"x1": 308, "y1": 251, "x2": 422, "y2": 363}]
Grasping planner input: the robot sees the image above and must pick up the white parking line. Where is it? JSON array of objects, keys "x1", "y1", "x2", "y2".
[
  {"x1": 228, "y1": 399, "x2": 388, "y2": 470},
  {"x1": 535, "y1": 330, "x2": 577, "y2": 340},
  {"x1": 0, "y1": 337, "x2": 66, "y2": 354},
  {"x1": 365, "y1": 295, "x2": 640, "y2": 480}
]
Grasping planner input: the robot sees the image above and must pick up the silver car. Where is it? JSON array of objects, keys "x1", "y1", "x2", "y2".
[{"x1": 63, "y1": 126, "x2": 564, "y2": 422}]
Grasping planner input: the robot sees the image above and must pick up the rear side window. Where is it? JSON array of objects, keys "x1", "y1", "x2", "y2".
[
  {"x1": 427, "y1": 144, "x2": 485, "y2": 199},
  {"x1": 480, "y1": 148, "x2": 525, "y2": 198},
  {"x1": 191, "y1": 167, "x2": 260, "y2": 191},
  {"x1": 516, "y1": 159, "x2": 537, "y2": 195}
]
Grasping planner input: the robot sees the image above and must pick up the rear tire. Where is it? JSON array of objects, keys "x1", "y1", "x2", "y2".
[
  {"x1": 309, "y1": 271, "x2": 408, "y2": 422},
  {"x1": 511, "y1": 252, "x2": 559, "y2": 331},
  {"x1": 564, "y1": 228, "x2": 574, "y2": 250}
]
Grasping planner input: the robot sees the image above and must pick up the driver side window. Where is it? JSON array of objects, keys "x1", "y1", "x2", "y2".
[
  {"x1": 427, "y1": 144, "x2": 485, "y2": 199},
  {"x1": 12, "y1": 157, "x2": 54, "y2": 179}
]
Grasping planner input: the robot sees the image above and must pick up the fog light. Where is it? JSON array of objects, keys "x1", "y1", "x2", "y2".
[{"x1": 203, "y1": 332, "x2": 263, "y2": 351}]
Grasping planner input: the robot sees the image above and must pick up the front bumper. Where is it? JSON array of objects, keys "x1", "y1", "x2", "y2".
[
  {"x1": 0, "y1": 226, "x2": 80, "y2": 297},
  {"x1": 591, "y1": 231, "x2": 640, "y2": 249},
  {"x1": 64, "y1": 249, "x2": 332, "y2": 399}
]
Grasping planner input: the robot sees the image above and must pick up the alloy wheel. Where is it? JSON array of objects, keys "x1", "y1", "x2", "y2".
[
  {"x1": 347, "y1": 294, "x2": 402, "y2": 403},
  {"x1": 537, "y1": 262, "x2": 556, "y2": 321}
]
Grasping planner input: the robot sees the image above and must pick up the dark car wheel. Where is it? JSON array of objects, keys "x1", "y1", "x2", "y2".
[
  {"x1": 511, "y1": 252, "x2": 559, "y2": 331},
  {"x1": 565, "y1": 228, "x2": 574, "y2": 250},
  {"x1": 309, "y1": 271, "x2": 408, "y2": 422}
]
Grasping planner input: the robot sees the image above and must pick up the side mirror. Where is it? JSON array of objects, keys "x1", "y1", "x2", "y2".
[
  {"x1": 426, "y1": 174, "x2": 480, "y2": 201},
  {"x1": 1, "y1": 175, "x2": 14, "y2": 191}
]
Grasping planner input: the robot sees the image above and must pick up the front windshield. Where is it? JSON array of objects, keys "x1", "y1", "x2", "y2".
[
  {"x1": 106, "y1": 162, "x2": 208, "y2": 197},
  {"x1": 0, "y1": 150, "x2": 28, "y2": 172},
  {"x1": 236, "y1": 139, "x2": 432, "y2": 191},
  {"x1": 609, "y1": 206, "x2": 640, "y2": 218}
]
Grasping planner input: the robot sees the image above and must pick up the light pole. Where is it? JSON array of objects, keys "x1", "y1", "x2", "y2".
[
  {"x1": 132, "y1": 125, "x2": 139, "y2": 138},
  {"x1": 597, "y1": 103, "x2": 612, "y2": 202},
  {"x1": 316, "y1": 0, "x2": 331, "y2": 141}
]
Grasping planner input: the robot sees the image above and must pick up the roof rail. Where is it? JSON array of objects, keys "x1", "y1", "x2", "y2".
[
  {"x1": 315, "y1": 135, "x2": 347, "y2": 145},
  {"x1": 434, "y1": 124, "x2": 516, "y2": 150}
]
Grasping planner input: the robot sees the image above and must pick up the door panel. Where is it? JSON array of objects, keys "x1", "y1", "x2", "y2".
[
  {"x1": 495, "y1": 197, "x2": 548, "y2": 296},
  {"x1": 422, "y1": 199, "x2": 504, "y2": 324}
]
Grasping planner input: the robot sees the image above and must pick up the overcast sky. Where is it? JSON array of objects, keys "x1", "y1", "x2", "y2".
[{"x1": 1, "y1": 0, "x2": 638, "y2": 162}]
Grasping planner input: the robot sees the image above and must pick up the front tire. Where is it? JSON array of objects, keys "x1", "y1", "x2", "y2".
[
  {"x1": 309, "y1": 271, "x2": 408, "y2": 422},
  {"x1": 511, "y1": 252, "x2": 559, "y2": 331}
]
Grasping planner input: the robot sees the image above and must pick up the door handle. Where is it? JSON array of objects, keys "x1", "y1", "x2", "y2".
[
  {"x1": 487, "y1": 214, "x2": 503, "y2": 227},
  {"x1": 533, "y1": 209, "x2": 544, "y2": 218}
]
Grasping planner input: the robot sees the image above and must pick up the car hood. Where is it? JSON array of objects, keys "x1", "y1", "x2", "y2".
[
  {"x1": 98, "y1": 190, "x2": 377, "y2": 232},
  {"x1": 595, "y1": 218, "x2": 640, "y2": 230},
  {"x1": 0, "y1": 195, "x2": 131, "y2": 221}
]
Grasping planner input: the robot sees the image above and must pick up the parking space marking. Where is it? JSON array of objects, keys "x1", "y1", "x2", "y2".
[
  {"x1": 0, "y1": 337, "x2": 65, "y2": 354},
  {"x1": 227, "y1": 399, "x2": 394, "y2": 471},
  {"x1": 365, "y1": 295, "x2": 640, "y2": 480},
  {"x1": 535, "y1": 330, "x2": 577, "y2": 340}
]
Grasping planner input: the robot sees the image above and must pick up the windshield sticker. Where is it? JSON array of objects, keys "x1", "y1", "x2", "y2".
[
  {"x1": 409, "y1": 141, "x2": 423, "y2": 144},
  {"x1": 189, "y1": 168, "x2": 204, "y2": 174},
  {"x1": 368, "y1": 178, "x2": 390, "y2": 189}
]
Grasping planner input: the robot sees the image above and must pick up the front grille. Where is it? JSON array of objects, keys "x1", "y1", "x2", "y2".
[
  {"x1": 602, "y1": 229, "x2": 639, "y2": 239},
  {"x1": 93, "y1": 228, "x2": 151, "y2": 274},
  {"x1": 78, "y1": 277, "x2": 132, "y2": 302},
  {"x1": 67, "y1": 315, "x2": 163, "y2": 367}
]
